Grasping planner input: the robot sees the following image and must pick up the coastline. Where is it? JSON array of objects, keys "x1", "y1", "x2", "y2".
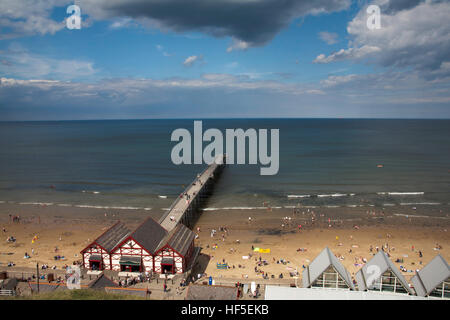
[{"x1": 1, "y1": 202, "x2": 448, "y2": 283}]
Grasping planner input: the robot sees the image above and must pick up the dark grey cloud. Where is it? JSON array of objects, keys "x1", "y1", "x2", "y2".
[
  {"x1": 81, "y1": 0, "x2": 350, "y2": 46},
  {"x1": 381, "y1": 0, "x2": 423, "y2": 13}
]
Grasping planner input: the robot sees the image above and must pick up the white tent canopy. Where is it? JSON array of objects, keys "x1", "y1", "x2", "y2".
[
  {"x1": 355, "y1": 251, "x2": 414, "y2": 295},
  {"x1": 302, "y1": 247, "x2": 355, "y2": 290},
  {"x1": 411, "y1": 254, "x2": 450, "y2": 298}
]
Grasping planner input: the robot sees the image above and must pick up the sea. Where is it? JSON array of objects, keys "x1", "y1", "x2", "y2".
[{"x1": 0, "y1": 119, "x2": 448, "y2": 215}]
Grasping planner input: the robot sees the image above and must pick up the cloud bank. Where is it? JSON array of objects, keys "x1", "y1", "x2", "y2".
[{"x1": 313, "y1": 0, "x2": 450, "y2": 80}]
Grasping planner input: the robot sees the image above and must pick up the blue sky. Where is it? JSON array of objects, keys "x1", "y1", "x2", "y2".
[{"x1": 0, "y1": 0, "x2": 449, "y2": 120}]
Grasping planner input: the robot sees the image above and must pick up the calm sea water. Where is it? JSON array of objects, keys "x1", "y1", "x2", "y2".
[{"x1": 0, "y1": 119, "x2": 448, "y2": 213}]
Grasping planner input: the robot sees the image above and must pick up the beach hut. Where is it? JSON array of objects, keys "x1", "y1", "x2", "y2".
[
  {"x1": 411, "y1": 254, "x2": 450, "y2": 298},
  {"x1": 110, "y1": 217, "x2": 168, "y2": 273},
  {"x1": 355, "y1": 251, "x2": 414, "y2": 295},
  {"x1": 81, "y1": 222, "x2": 131, "y2": 271},
  {"x1": 302, "y1": 247, "x2": 355, "y2": 290},
  {"x1": 154, "y1": 223, "x2": 196, "y2": 274}
]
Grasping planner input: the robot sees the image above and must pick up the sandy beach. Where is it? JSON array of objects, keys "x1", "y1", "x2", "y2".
[{"x1": 0, "y1": 202, "x2": 449, "y2": 285}]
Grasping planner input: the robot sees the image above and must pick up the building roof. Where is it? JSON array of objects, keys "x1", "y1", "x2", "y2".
[
  {"x1": 88, "y1": 274, "x2": 119, "y2": 290},
  {"x1": 265, "y1": 286, "x2": 427, "y2": 300},
  {"x1": 166, "y1": 223, "x2": 195, "y2": 256},
  {"x1": 130, "y1": 217, "x2": 168, "y2": 254},
  {"x1": 411, "y1": 254, "x2": 450, "y2": 297},
  {"x1": 302, "y1": 247, "x2": 355, "y2": 290},
  {"x1": 0, "y1": 278, "x2": 18, "y2": 291},
  {"x1": 186, "y1": 284, "x2": 238, "y2": 300},
  {"x1": 94, "y1": 221, "x2": 131, "y2": 253},
  {"x1": 355, "y1": 251, "x2": 414, "y2": 294}
]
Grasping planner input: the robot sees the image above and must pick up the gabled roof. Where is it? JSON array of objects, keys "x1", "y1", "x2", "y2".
[
  {"x1": 129, "y1": 217, "x2": 168, "y2": 254},
  {"x1": 186, "y1": 284, "x2": 238, "y2": 300},
  {"x1": 163, "y1": 223, "x2": 195, "y2": 256},
  {"x1": 411, "y1": 254, "x2": 450, "y2": 297},
  {"x1": 88, "y1": 274, "x2": 119, "y2": 290},
  {"x1": 0, "y1": 278, "x2": 18, "y2": 291},
  {"x1": 82, "y1": 221, "x2": 131, "y2": 253},
  {"x1": 355, "y1": 251, "x2": 414, "y2": 294},
  {"x1": 302, "y1": 247, "x2": 355, "y2": 290}
]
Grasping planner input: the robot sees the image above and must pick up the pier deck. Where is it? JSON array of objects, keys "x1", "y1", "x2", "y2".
[{"x1": 159, "y1": 155, "x2": 225, "y2": 231}]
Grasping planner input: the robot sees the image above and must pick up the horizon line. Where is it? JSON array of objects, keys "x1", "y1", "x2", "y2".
[{"x1": 1, "y1": 117, "x2": 449, "y2": 122}]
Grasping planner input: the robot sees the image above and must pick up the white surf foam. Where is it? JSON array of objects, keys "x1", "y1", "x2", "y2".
[
  {"x1": 400, "y1": 202, "x2": 440, "y2": 206},
  {"x1": 19, "y1": 202, "x2": 54, "y2": 206},
  {"x1": 318, "y1": 193, "x2": 347, "y2": 197},
  {"x1": 378, "y1": 192, "x2": 425, "y2": 196}
]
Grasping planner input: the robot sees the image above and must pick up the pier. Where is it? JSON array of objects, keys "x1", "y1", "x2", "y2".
[{"x1": 159, "y1": 154, "x2": 226, "y2": 231}]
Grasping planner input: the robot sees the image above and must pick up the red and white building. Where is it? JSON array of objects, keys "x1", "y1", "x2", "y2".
[
  {"x1": 81, "y1": 217, "x2": 196, "y2": 274},
  {"x1": 154, "y1": 223, "x2": 195, "y2": 274},
  {"x1": 81, "y1": 221, "x2": 131, "y2": 271}
]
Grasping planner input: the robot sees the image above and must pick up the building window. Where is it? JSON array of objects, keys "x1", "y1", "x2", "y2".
[
  {"x1": 312, "y1": 266, "x2": 349, "y2": 289},
  {"x1": 429, "y1": 278, "x2": 450, "y2": 298},
  {"x1": 370, "y1": 270, "x2": 408, "y2": 294}
]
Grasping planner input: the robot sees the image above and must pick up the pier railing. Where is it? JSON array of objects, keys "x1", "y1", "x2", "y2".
[{"x1": 158, "y1": 154, "x2": 225, "y2": 228}]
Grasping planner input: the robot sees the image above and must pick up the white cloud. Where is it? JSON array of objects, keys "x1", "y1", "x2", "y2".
[
  {"x1": 227, "y1": 38, "x2": 251, "y2": 52},
  {"x1": 318, "y1": 31, "x2": 339, "y2": 44},
  {"x1": 110, "y1": 18, "x2": 137, "y2": 29},
  {"x1": 183, "y1": 55, "x2": 203, "y2": 67},
  {"x1": 314, "y1": 45, "x2": 381, "y2": 63},
  {"x1": 312, "y1": 1, "x2": 450, "y2": 79},
  {"x1": 0, "y1": 0, "x2": 67, "y2": 39},
  {"x1": 2, "y1": 69, "x2": 449, "y2": 120},
  {"x1": 0, "y1": 45, "x2": 97, "y2": 80}
]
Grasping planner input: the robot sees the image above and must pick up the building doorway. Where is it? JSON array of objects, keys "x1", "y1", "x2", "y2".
[
  {"x1": 161, "y1": 257, "x2": 175, "y2": 274},
  {"x1": 89, "y1": 255, "x2": 103, "y2": 271},
  {"x1": 119, "y1": 256, "x2": 142, "y2": 273}
]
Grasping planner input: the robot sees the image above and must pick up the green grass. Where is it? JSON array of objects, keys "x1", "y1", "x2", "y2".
[{"x1": 1, "y1": 289, "x2": 145, "y2": 300}]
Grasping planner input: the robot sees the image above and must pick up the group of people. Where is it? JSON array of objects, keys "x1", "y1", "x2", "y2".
[{"x1": 8, "y1": 214, "x2": 21, "y2": 223}]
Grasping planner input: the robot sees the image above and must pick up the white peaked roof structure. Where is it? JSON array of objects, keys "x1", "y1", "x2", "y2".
[
  {"x1": 355, "y1": 251, "x2": 414, "y2": 295},
  {"x1": 302, "y1": 247, "x2": 355, "y2": 290},
  {"x1": 411, "y1": 254, "x2": 450, "y2": 298}
]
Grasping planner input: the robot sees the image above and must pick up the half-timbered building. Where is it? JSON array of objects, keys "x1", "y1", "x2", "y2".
[
  {"x1": 81, "y1": 222, "x2": 131, "y2": 271},
  {"x1": 154, "y1": 223, "x2": 195, "y2": 274},
  {"x1": 110, "y1": 217, "x2": 168, "y2": 273},
  {"x1": 81, "y1": 217, "x2": 196, "y2": 275}
]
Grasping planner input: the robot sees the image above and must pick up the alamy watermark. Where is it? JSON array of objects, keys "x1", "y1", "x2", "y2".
[
  {"x1": 366, "y1": 4, "x2": 381, "y2": 30},
  {"x1": 170, "y1": 121, "x2": 279, "y2": 175},
  {"x1": 65, "y1": 265, "x2": 81, "y2": 289},
  {"x1": 365, "y1": 264, "x2": 381, "y2": 288},
  {"x1": 66, "y1": 4, "x2": 81, "y2": 30}
]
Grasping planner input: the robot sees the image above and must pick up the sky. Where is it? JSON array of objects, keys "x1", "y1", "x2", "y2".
[{"x1": 0, "y1": 0, "x2": 449, "y2": 120}]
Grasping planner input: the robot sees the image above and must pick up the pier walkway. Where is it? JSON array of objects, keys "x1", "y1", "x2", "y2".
[{"x1": 159, "y1": 154, "x2": 226, "y2": 231}]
